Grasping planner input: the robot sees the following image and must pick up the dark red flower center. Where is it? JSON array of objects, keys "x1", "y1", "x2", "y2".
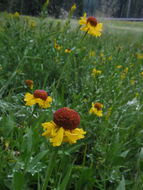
[
  {"x1": 25, "y1": 79, "x2": 33, "y2": 86},
  {"x1": 53, "y1": 107, "x2": 80, "y2": 130},
  {"x1": 94, "y1": 102, "x2": 102, "y2": 110},
  {"x1": 33, "y1": 90, "x2": 48, "y2": 100},
  {"x1": 87, "y1": 16, "x2": 97, "y2": 26}
]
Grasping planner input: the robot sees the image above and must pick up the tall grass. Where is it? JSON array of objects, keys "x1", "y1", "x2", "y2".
[{"x1": 0, "y1": 11, "x2": 143, "y2": 190}]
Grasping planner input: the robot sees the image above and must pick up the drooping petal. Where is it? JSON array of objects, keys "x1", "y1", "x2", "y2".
[
  {"x1": 24, "y1": 93, "x2": 36, "y2": 106},
  {"x1": 42, "y1": 121, "x2": 57, "y2": 138},
  {"x1": 50, "y1": 127, "x2": 64, "y2": 146},
  {"x1": 64, "y1": 128, "x2": 86, "y2": 144}
]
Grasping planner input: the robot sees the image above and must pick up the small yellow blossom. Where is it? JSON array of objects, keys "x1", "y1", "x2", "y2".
[
  {"x1": 45, "y1": 0, "x2": 49, "y2": 6},
  {"x1": 30, "y1": 21, "x2": 36, "y2": 27},
  {"x1": 89, "y1": 102, "x2": 103, "y2": 117},
  {"x1": 135, "y1": 93, "x2": 139, "y2": 98},
  {"x1": 136, "y1": 53, "x2": 143, "y2": 59},
  {"x1": 89, "y1": 50, "x2": 96, "y2": 57},
  {"x1": 92, "y1": 68, "x2": 102, "y2": 77},
  {"x1": 117, "y1": 65, "x2": 122, "y2": 69},
  {"x1": 71, "y1": 4, "x2": 76, "y2": 12},
  {"x1": 123, "y1": 67, "x2": 129, "y2": 74},
  {"x1": 25, "y1": 79, "x2": 34, "y2": 90},
  {"x1": 65, "y1": 48, "x2": 71, "y2": 53},
  {"x1": 140, "y1": 72, "x2": 143, "y2": 77},
  {"x1": 5, "y1": 140, "x2": 10, "y2": 150},
  {"x1": 131, "y1": 79, "x2": 135, "y2": 85},
  {"x1": 24, "y1": 90, "x2": 52, "y2": 108},
  {"x1": 14, "y1": 11, "x2": 19, "y2": 18},
  {"x1": 100, "y1": 53, "x2": 104, "y2": 58},
  {"x1": 54, "y1": 39, "x2": 62, "y2": 51},
  {"x1": 79, "y1": 13, "x2": 102, "y2": 37},
  {"x1": 84, "y1": 98, "x2": 87, "y2": 103},
  {"x1": 108, "y1": 56, "x2": 112, "y2": 61}
]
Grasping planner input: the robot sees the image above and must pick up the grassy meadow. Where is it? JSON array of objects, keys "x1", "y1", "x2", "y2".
[{"x1": 0, "y1": 11, "x2": 143, "y2": 190}]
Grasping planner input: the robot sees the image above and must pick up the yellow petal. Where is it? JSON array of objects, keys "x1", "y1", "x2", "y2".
[
  {"x1": 50, "y1": 127, "x2": 64, "y2": 146},
  {"x1": 64, "y1": 128, "x2": 86, "y2": 144},
  {"x1": 24, "y1": 93, "x2": 36, "y2": 106},
  {"x1": 42, "y1": 121, "x2": 57, "y2": 138}
]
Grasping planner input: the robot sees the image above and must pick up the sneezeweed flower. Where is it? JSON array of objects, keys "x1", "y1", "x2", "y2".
[
  {"x1": 108, "y1": 56, "x2": 112, "y2": 61},
  {"x1": 14, "y1": 11, "x2": 19, "y2": 18},
  {"x1": 24, "y1": 89, "x2": 52, "y2": 108},
  {"x1": 42, "y1": 107, "x2": 86, "y2": 146},
  {"x1": 135, "y1": 93, "x2": 139, "y2": 98},
  {"x1": 140, "y1": 72, "x2": 143, "y2": 77},
  {"x1": 71, "y1": 4, "x2": 76, "y2": 12},
  {"x1": 89, "y1": 102, "x2": 103, "y2": 117},
  {"x1": 45, "y1": 0, "x2": 49, "y2": 6},
  {"x1": 136, "y1": 53, "x2": 143, "y2": 59},
  {"x1": 30, "y1": 21, "x2": 36, "y2": 28},
  {"x1": 131, "y1": 79, "x2": 135, "y2": 85},
  {"x1": 65, "y1": 48, "x2": 71, "y2": 53},
  {"x1": 25, "y1": 79, "x2": 34, "y2": 90},
  {"x1": 117, "y1": 65, "x2": 122, "y2": 69},
  {"x1": 89, "y1": 50, "x2": 96, "y2": 57},
  {"x1": 92, "y1": 68, "x2": 102, "y2": 77},
  {"x1": 100, "y1": 53, "x2": 104, "y2": 58},
  {"x1": 123, "y1": 67, "x2": 129, "y2": 74},
  {"x1": 54, "y1": 39, "x2": 62, "y2": 51},
  {"x1": 79, "y1": 13, "x2": 102, "y2": 37}
]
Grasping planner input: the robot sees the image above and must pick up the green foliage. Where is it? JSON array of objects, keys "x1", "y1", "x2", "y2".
[{"x1": 0, "y1": 12, "x2": 143, "y2": 189}]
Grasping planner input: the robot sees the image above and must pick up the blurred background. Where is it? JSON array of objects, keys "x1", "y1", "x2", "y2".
[{"x1": 0, "y1": 0, "x2": 143, "y2": 18}]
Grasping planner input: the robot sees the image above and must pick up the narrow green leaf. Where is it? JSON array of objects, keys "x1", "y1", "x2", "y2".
[
  {"x1": 13, "y1": 172, "x2": 24, "y2": 190},
  {"x1": 116, "y1": 176, "x2": 125, "y2": 190},
  {"x1": 59, "y1": 165, "x2": 73, "y2": 190}
]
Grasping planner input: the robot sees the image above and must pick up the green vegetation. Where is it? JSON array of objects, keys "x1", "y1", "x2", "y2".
[{"x1": 0, "y1": 12, "x2": 143, "y2": 190}]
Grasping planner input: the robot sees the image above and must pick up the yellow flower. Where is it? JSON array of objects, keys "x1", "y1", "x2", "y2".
[
  {"x1": 65, "y1": 48, "x2": 71, "y2": 53},
  {"x1": 30, "y1": 21, "x2": 36, "y2": 27},
  {"x1": 45, "y1": 0, "x2": 49, "y2": 6},
  {"x1": 136, "y1": 53, "x2": 143, "y2": 59},
  {"x1": 89, "y1": 102, "x2": 103, "y2": 117},
  {"x1": 89, "y1": 50, "x2": 96, "y2": 57},
  {"x1": 71, "y1": 4, "x2": 76, "y2": 12},
  {"x1": 108, "y1": 56, "x2": 112, "y2": 61},
  {"x1": 131, "y1": 79, "x2": 135, "y2": 85},
  {"x1": 14, "y1": 11, "x2": 19, "y2": 18},
  {"x1": 42, "y1": 108, "x2": 86, "y2": 146},
  {"x1": 84, "y1": 98, "x2": 87, "y2": 103},
  {"x1": 140, "y1": 72, "x2": 143, "y2": 77},
  {"x1": 117, "y1": 65, "x2": 122, "y2": 69},
  {"x1": 24, "y1": 90, "x2": 52, "y2": 108},
  {"x1": 92, "y1": 68, "x2": 102, "y2": 77},
  {"x1": 25, "y1": 79, "x2": 34, "y2": 90},
  {"x1": 54, "y1": 39, "x2": 62, "y2": 51},
  {"x1": 79, "y1": 13, "x2": 102, "y2": 37},
  {"x1": 123, "y1": 67, "x2": 129, "y2": 74},
  {"x1": 135, "y1": 93, "x2": 139, "y2": 98},
  {"x1": 100, "y1": 53, "x2": 104, "y2": 58},
  {"x1": 5, "y1": 140, "x2": 10, "y2": 150}
]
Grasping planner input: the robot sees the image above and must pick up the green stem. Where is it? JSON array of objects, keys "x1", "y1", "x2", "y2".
[
  {"x1": 56, "y1": 56, "x2": 70, "y2": 89},
  {"x1": 42, "y1": 147, "x2": 59, "y2": 190}
]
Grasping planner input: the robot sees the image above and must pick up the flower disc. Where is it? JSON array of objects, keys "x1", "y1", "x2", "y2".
[
  {"x1": 53, "y1": 107, "x2": 80, "y2": 130},
  {"x1": 33, "y1": 90, "x2": 48, "y2": 100}
]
